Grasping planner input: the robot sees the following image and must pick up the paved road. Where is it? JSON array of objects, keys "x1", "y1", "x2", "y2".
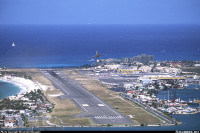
[
  {"x1": 16, "y1": 115, "x2": 23, "y2": 127},
  {"x1": 40, "y1": 69, "x2": 133, "y2": 124}
]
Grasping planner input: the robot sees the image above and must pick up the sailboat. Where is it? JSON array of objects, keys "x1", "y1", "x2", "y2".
[{"x1": 12, "y1": 42, "x2": 16, "y2": 47}]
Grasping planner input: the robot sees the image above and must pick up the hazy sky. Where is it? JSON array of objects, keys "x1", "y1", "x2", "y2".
[{"x1": 0, "y1": 0, "x2": 200, "y2": 25}]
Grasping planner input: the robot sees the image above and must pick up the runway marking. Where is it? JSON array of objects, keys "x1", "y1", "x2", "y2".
[
  {"x1": 52, "y1": 72, "x2": 122, "y2": 118},
  {"x1": 73, "y1": 98, "x2": 88, "y2": 113},
  {"x1": 98, "y1": 104, "x2": 104, "y2": 106},
  {"x1": 75, "y1": 83, "x2": 121, "y2": 116},
  {"x1": 94, "y1": 115, "x2": 122, "y2": 119},
  {"x1": 82, "y1": 104, "x2": 89, "y2": 107},
  {"x1": 41, "y1": 71, "x2": 69, "y2": 94},
  {"x1": 65, "y1": 74, "x2": 121, "y2": 115}
]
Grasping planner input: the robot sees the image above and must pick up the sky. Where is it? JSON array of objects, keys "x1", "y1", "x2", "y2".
[{"x1": 0, "y1": 0, "x2": 200, "y2": 25}]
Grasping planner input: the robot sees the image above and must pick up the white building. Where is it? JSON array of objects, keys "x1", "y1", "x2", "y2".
[
  {"x1": 104, "y1": 64, "x2": 122, "y2": 70},
  {"x1": 137, "y1": 95, "x2": 152, "y2": 102},
  {"x1": 4, "y1": 120, "x2": 15, "y2": 127},
  {"x1": 155, "y1": 67, "x2": 181, "y2": 74},
  {"x1": 194, "y1": 64, "x2": 200, "y2": 67},
  {"x1": 124, "y1": 84, "x2": 134, "y2": 89},
  {"x1": 4, "y1": 116, "x2": 16, "y2": 127},
  {"x1": 20, "y1": 110, "x2": 25, "y2": 114},
  {"x1": 138, "y1": 66, "x2": 152, "y2": 72}
]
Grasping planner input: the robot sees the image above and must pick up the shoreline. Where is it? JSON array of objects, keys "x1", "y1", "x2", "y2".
[
  {"x1": 0, "y1": 75, "x2": 48, "y2": 100},
  {"x1": 0, "y1": 68, "x2": 199, "y2": 129},
  {"x1": 0, "y1": 78, "x2": 27, "y2": 97}
]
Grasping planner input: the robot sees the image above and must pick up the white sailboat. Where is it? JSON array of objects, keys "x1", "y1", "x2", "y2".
[{"x1": 12, "y1": 42, "x2": 16, "y2": 47}]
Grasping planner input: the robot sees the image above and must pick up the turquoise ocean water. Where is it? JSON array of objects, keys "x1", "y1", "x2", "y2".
[
  {"x1": 0, "y1": 80, "x2": 20, "y2": 100},
  {"x1": 1, "y1": 84, "x2": 200, "y2": 131},
  {"x1": 0, "y1": 24, "x2": 200, "y2": 130}
]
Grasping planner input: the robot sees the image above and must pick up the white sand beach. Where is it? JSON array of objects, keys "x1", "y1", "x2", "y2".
[{"x1": 0, "y1": 75, "x2": 48, "y2": 98}]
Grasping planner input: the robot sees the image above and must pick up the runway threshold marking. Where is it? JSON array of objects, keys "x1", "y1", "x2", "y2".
[
  {"x1": 94, "y1": 115, "x2": 122, "y2": 119},
  {"x1": 82, "y1": 104, "x2": 89, "y2": 107},
  {"x1": 41, "y1": 71, "x2": 69, "y2": 94},
  {"x1": 98, "y1": 104, "x2": 104, "y2": 106},
  {"x1": 75, "y1": 83, "x2": 121, "y2": 116},
  {"x1": 73, "y1": 98, "x2": 88, "y2": 113},
  {"x1": 57, "y1": 72, "x2": 122, "y2": 117}
]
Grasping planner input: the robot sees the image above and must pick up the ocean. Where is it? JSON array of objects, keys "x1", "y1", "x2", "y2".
[
  {"x1": 1, "y1": 24, "x2": 200, "y2": 131},
  {"x1": 0, "y1": 24, "x2": 200, "y2": 68},
  {"x1": 2, "y1": 86, "x2": 200, "y2": 131},
  {"x1": 0, "y1": 81, "x2": 20, "y2": 100},
  {"x1": 156, "y1": 85, "x2": 200, "y2": 103}
]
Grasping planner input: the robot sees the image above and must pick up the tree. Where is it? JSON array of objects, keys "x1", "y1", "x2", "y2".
[
  {"x1": 167, "y1": 80, "x2": 174, "y2": 85},
  {"x1": 137, "y1": 65, "x2": 142, "y2": 69},
  {"x1": 47, "y1": 108, "x2": 52, "y2": 113},
  {"x1": 37, "y1": 89, "x2": 42, "y2": 94},
  {"x1": 140, "y1": 123, "x2": 145, "y2": 126},
  {"x1": 154, "y1": 82, "x2": 160, "y2": 90},
  {"x1": 107, "y1": 124, "x2": 113, "y2": 127},
  {"x1": 152, "y1": 102, "x2": 157, "y2": 109},
  {"x1": 136, "y1": 86, "x2": 139, "y2": 90},
  {"x1": 163, "y1": 85, "x2": 168, "y2": 90},
  {"x1": 116, "y1": 61, "x2": 120, "y2": 64}
]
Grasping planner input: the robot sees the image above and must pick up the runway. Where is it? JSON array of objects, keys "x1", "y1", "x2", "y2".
[{"x1": 40, "y1": 69, "x2": 133, "y2": 124}]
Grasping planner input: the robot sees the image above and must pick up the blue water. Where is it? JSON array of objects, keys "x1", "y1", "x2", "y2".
[
  {"x1": 156, "y1": 88, "x2": 200, "y2": 130},
  {"x1": 156, "y1": 87, "x2": 200, "y2": 102},
  {"x1": 0, "y1": 81, "x2": 20, "y2": 100},
  {"x1": 0, "y1": 24, "x2": 200, "y2": 68},
  {"x1": 1, "y1": 87, "x2": 200, "y2": 131},
  {"x1": 1, "y1": 24, "x2": 200, "y2": 130}
]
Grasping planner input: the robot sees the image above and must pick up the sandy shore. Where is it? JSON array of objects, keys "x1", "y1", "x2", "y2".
[{"x1": 0, "y1": 75, "x2": 48, "y2": 98}]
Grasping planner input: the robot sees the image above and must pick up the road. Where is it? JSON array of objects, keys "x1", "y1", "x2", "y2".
[
  {"x1": 40, "y1": 69, "x2": 133, "y2": 124},
  {"x1": 16, "y1": 115, "x2": 23, "y2": 127}
]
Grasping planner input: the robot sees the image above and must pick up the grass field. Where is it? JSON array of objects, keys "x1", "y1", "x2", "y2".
[
  {"x1": 62, "y1": 69, "x2": 164, "y2": 125},
  {"x1": 4, "y1": 68, "x2": 95, "y2": 126},
  {"x1": 2, "y1": 68, "x2": 164, "y2": 126},
  {"x1": 30, "y1": 69, "x2": 95, "y2": 126},
  {"x1": 46, "y1": 94, "x2": 94, "y2": 125}
]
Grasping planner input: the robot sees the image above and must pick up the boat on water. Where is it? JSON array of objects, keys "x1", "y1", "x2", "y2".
[
  {"x1": 177, "y1": 86, "x2": 184, "y2": 89},
  {"x1": 184, "y1": 83, "x2": 189, "y2": 87},
  {"x1": 174, "y1": 108, "x2": 199, "y2": 114},
  {"x1": 193, "y1": 98, "x2": 200, "y2": 103},
  {"x1": 188, "y1": 99, "x2": 193, "y2": 104},
  {"x1": 168, "y1": 102, "x2": 180, "y2": 107},
  {"x1": 12, "y1": 42, "x2": 16, "y2": 47}
]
